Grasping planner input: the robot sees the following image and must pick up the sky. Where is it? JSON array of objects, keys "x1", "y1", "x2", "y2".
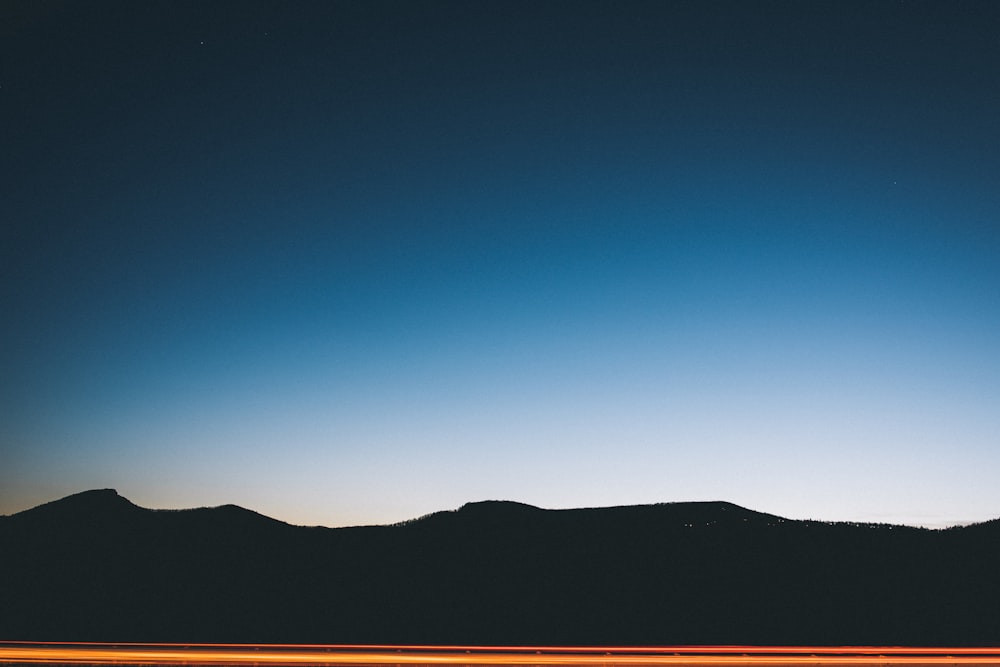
[{"x1": 2, "y1": 0, "x2": 999, "y2": 528}]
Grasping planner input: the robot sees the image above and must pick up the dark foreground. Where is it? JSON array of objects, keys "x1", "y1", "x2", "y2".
[
  {"x1": 3, "y1": 643, "x2": 1000, "y2": 666},
  {"x1": 2, "y1": 490, "x2": 999, "y2": 646}
]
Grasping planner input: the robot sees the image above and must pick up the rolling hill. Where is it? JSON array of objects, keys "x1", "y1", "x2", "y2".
[{"x1": 2, "y1": 489, "x2": 998, "y2": 645}]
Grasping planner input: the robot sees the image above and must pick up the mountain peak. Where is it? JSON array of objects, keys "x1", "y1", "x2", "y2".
[
  {"x1": 68, "y1": 488, "x2": 123, "y2": 502},
  {"x1": 457, "y1": 499, "x2": 542, "y2": 514},
  {"x1": 10, "y1": 488, "x2": 142, "y2": 524}
]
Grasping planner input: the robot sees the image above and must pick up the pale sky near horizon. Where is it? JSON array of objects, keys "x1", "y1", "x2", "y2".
[{"x1": 3, "y1": 1, "x2": 999, "y2": 529}]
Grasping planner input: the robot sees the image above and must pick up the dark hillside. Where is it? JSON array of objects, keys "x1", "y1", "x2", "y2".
[{"x1": 2, "y1": 490, "x2": 998, "y2": 645}]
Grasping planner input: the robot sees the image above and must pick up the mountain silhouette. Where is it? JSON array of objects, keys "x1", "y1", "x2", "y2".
[
  {"x1": 2, "y1": 490, "x2": 998, "y2": 645},
  {"x1": 13, "y1": 488, "x2": 140, "y2": 516}
]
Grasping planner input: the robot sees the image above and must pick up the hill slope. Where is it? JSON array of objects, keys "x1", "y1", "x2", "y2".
[{"x1": 2, "y1": 490, "x2": 998, "y2": 645}]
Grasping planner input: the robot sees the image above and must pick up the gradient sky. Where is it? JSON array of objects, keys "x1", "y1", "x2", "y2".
[{"x1": 3, "y1": 1, "x2": 999, "y2": 528}]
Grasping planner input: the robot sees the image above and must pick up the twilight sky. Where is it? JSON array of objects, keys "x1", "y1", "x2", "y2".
[{"x1": 3, "y1": 1, "x2": 999, "y2": 528}]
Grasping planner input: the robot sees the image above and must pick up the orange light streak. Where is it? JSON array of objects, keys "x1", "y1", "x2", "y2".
[{"x1": 2, "y1": 644, "x2": 1000, "y2": 666}]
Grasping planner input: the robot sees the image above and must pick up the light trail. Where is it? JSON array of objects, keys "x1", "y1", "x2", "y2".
[{"x1": 2, "y1": 643, "x2": 1000, "y2": 666}]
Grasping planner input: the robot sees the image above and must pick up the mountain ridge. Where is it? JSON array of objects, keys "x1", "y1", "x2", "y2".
[
  {"x1": 2, "y1": 490, "x2": 998, "y2": 646},
  {"x1": 7, "y1": 489, "x2": 991, "y2": 531}
]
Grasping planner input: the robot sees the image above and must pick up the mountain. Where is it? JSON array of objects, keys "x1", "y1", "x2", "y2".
[{"x1": 2, "y1": 490, "x2": 998, "y2": 645}]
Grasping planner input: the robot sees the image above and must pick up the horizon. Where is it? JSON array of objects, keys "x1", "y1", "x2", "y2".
[
  {"x1": 3, "y1": 487, "x2": 989, "y2": 531},
  {"x1": 3, "y1": 2, "x2": 1000, "y2": 530}
]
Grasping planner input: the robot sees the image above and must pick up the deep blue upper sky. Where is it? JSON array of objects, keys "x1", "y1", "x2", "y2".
[{"x1": 3, "y1": 1, "x2": 999, "y2": 527}]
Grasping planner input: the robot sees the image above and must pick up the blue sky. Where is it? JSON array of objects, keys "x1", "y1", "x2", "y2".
[{"x1": 2, "y1": 1, "x2": 999, "y2": 527}]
